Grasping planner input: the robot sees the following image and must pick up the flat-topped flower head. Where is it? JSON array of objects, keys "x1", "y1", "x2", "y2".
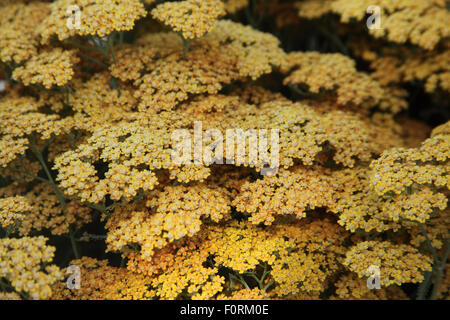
[
  {"x1": 0, "y1": 2, "x2": 50, "y2": 64},
  {"x1": 12, "y1": 48, "x2": 79, "y2": 89},
  {"x1": 38, "y1": 0, "x2": 147, "y2": 43},
  {"x1": 151, "y1": 0, "x2": 225, "y2": 39},
  {"x1": 0, "y1": 236, "x2": 63, "y2": 299},
  {"x1": 344, "y1": 241, "x2": 432, "y2": 286}
]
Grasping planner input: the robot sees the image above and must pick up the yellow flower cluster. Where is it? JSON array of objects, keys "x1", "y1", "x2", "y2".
[
  {"x1": 282, "y1": 52, "x2": 383, "y2": 107},
  {"x1": 299, "y1": 0, "x2": 450, "y2": 50},
  {"x1": 206, "y1": 20, "x2": 287, "y2": 79},
  {"x1": 365, "y1": 43, "x2": 450, "y2": 94},
  {"x1": 233, "y1": 166, "x2": 335, "y2": 224},
  {"x1": 331, "y1": 167, "x2": 405, "y2": 232},
  {"x1": 398, "y1": 47, "x2": 450, "y2": 93},
  {"x1": 296, "y1": 0, "x2": 335, "y2": 19},
  {"x1": 0, "y1": 0, "x2": 448, "y2": 301},
  {"x1": 209, "y1": 222, "x2": 292, "y2": 273},
  {"x1": 1, "y1": 103, "x2": 72, "y2": 142},
  {"x1": 0, "y1": 236, "x2": 62, "y2": 299},
  {"x1": 125, "y1": 247, "x2": 177, "y2": 278},
  {"x1": 222, "y1": 0, "x2": 249, "y2": 14},
  {"x1": 151, "y1": 0, "x2": 225, "y2": 39},
  {"x1": 169, "y1": 164, "x2": 212, "y2": 183},
  {"x1": 369, "y1": 123, "x2": 449, "y2": 223},
  {"x1": 270, "y1": 251, "x2": 326, "y2": 296},
  {"x1": 377, "y1": 87, "x2": 409, "y2": 114},
  {"x1": 382, "y1": 188, "x2": 447, "y2": 223},
  {"x1": 12, "y1": 48, "x2": 79, "y2": 89},
  {"x1": 70, "y1": 72, "x2": 138, "y2": 116},
  {"x1": 270, "y1": 219, "x2": 348, "y2": 296},
  {"x1": 332, "y1": 273, "x2": 408, "y2": 300},
  {"x1": 134, "y1": 44, "x2": 237, "y2": 112},
  {"x1": 133, "y1": 22, "x2": 285, "y2": 112},
  {"x1": 38, "y1": 0, "x2": 147, "y2": 43},
  {"x1": 53, "y1": 157, "x2": 100, "y2": 202},
  {"x1": 331, "y1": 0, "x2": 450, "y2": 50},
  {"x1": 217, "y1": 288, "x2": 267, "y2": 300},
  {"x1": 51, "y1": 257, "x2": 154, "y2": 300},
  {"x1": 344, "y1": 241, "x2": 432, "y2": 286},
  {"x1": 106, "y1": 183, "x2": 231, "y2": 260},
  {"x1": 44, "y1": 84, "x2": 397, "y2": 207},
  {"x1": 109, "y1": 43, "x2": 177, "y2": 81},
  {"x1": 148, "y1": 184, "x2": 231, "y2": 223},
  {"x1": 53, "y1": 118, "x2": 179, "y2": 203},
  {"x1": 0, "y1": 291, "x2": 22, "y2": 300},
  {"x1": 270, "y1": 218, "x2": 347, "y2": 273},
  {"x1": 0, "y1": 196, "x2": 33, "y2": 228},
  {"x1": 0, "y1": 95, "x2": 77, "y2": 168},
  {"x1": 150, "y1": 241, "x2": 225, "y2": 300},
  {"x1": 0, "y1": 2, "x2": 50, "y2": 64},
  {"x1": 16, "y1": 184, "x2": 92, "y2": 236},
  {"x1": 119, "y1": 218, "x2": 345, "y2": 299},
  {"x1": 104, "y1": 164, "x2": 158, "y2": 201},
  {"x1": 206, "y1": 221, "x2": 333, "y2": 297},
  {"x1": 190, "y1": 98, "x2": 402, "y2": 170},
  {"x1": 406, "y1": 208, "x2": 449, "y2": 250},
  {"x1": 0, "y1": 135, "x2": 29, "y2": 168}
]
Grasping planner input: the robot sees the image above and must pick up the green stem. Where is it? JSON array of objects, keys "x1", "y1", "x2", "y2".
[
  {"x1": 87, "y1": 202, "x2": 108, "y2": 212},
  {"x1": 430, "y1": 242, "x2": 450, "y2": 300},
  {"x1": 229, "y1": 274, "x2": 235, "y2": 292},
  {"x1": 420, "y1": 224, "x2": 438, "y2": 264},
  {"x1": 76, "y1": 51, "x2": 108, "y2": 68},
  {"x1": 83, "y1": 201, "x2": 116, "y2": 214},
  {"x1": 0, "y1": 278, "x2": 27, "y2": 299},
  {"x1": 83, "y1": 36, "x2": 109, "y2": 61},
  {"x1": 108, "y1": 34, "x2": 116, "y2": 64},
  {"x1": 7, "y1": 165, "x2": 48, "y2": 183},
  {"x1": 69, "y1": 226, "x2": 80, "y2": 259},
  {"x1": 76, "y1": 234, "x2": 107, "y2": 241},
  {"x1": 245, "y1": 4, "x2": 257, "y2": 28},
  {"x1": 64, "y1": 39, "x2": 98, "y2": 52},
  {"x1": 262, "y1": 279, "x2": 274, "y2": 291},
  {"x1": 0, "y1": 278, "x2": 8, "y2": 292},
  {"x1": 181, "y1": 36, "x2": 190, "y2": 59},
  {"x1": 260, "y1": 264, "x2": 270, "y2": 283},
  {"x1": 229, "y1": 273, "x2": 250, "y2": 290},
  {"x1": 417, "y1": 271, "x2": 432, "y2": 300},
  {"x1": 29, "y1": 134, "x2": 80, "y2": 259},
  {"x1": 0, "y1": 63, "x2": 11, "y2": 82},
  {"x1": 238, "y1": 275, "x2": 250, "y2": 289},
  {"x1": 119, "y1": 32, "x2": 124, "y2": 50},
  {"x1": 65, "y1": 133, "x2": 76, "y2": 149},
  {"x1": 317, "y1": 25, "x2": 349, "y2": 55},
  {"x1": 64, "y1": 86, "x2": 70, "y2": 107},
  {"x1": 249, "y1": 273, "x2": 263, "y2": 288}
]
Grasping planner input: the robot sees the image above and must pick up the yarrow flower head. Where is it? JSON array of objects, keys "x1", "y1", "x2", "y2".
[
  {"x1": 0, "y1": 236, "x2": 63, "y2": 299},
  {"x1": 12, "y1": 48, "x2": 79, "y2": 89},
  {"x1": 344, "y1": 241, "x2": 432, "y2": 287},
  {"x1": 38, "y1": 0, "x2": 147, "y2": 43},
  {"x1": 151, "y1": 0, "x2": 225, "y2": 40}
]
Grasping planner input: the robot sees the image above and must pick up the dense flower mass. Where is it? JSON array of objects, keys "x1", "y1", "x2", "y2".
[
  {"x1": 282, "y1": 51, "x2": 384, "y2": 107},
  {"x1": 0, "y1": 236, "x2": 62, "y2": 299},
  {"x1": 344, "y1": 241, "x2": 432, "y2": 286},
  {"x1": 298, "y1": 0, "x2": 450, "y2": 50},
  {"x1": 0, "y1": 0, "x2": 448, "y2": 301},
  {"x1": 12, "y1": 48, "x2": 80, "y2": 89},
  {"x1": 38, "y1": 0, "x2": 147, "y2": 42},
  {"x1": 151, "y1": 0, "x2": 226, "y2": 39}
]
